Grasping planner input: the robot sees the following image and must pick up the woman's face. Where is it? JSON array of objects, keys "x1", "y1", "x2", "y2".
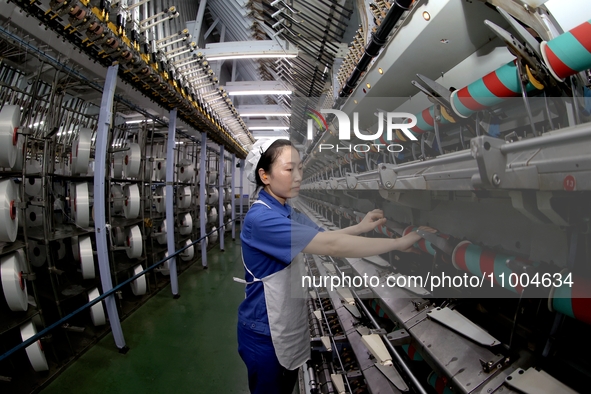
[{"x1": 260, "y1": 146, "x2": 302, "y2": 204}]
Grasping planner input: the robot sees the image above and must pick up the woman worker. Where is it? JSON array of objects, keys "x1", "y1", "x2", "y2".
[{"x1": 237, "y1": 139, "x2": 433, "y2": 394}]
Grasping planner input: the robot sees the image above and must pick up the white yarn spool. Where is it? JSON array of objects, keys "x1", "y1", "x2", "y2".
[
  {"x1": 123, "y1": 143, "x2": 141, "y2": 178},
  {"x1": 156, "y1": 220, "x2": 167, "y2": 245},
  {"x1": 112, "y1": 152, "x2": 123, "y2": 178},
  {"x1": 207, "y1": 187, "x2": 219, "y2": 205},
  {"x1": 154, "y1": 186, "x2": 166, "y2": 213},
  {"x1": 71, "y1": 128, "x2": 92, "y2": 175},
  {"x1": 144, "y1": 158, "x2": 153, "y2": 180},
  {"x1": 74, "y1": 182, "x2": 90, "y2": 227},
  {"x1": 208, "y1": 171, "x2": 218, "y2": 185},
  {"x1": 123, "y1": 184, "x2": 140, "y2": 219},
  {"x1": 220, "y1": 205, "x2": 225, "y2": 218},
  {"x1": 0, "y1": 105, "x2": 19, "y2": 169},
  {"x1": 28, "y1": 240, "x2": 46, "y2": 267},
  {"x1": 221, "y1": 188, "x2": 227, "y2": 202},
  {"x1": 155, "y1": 159, "x2": 166, "y2": 181},
  {"x1": 87, "y1": 287, "x2": 106, "y2": 326},
  {"x1": 160, "y1": 251, "x2": 170, "y2": 276},
  {"x1": 179, "y1": 213, "x2": 192, "y2": 235},
  {"x1": 12, "y1": 134, "x2": 25, "y2": 172},
  {"x1": 197, "y1": 237, "x2": 209, "y2": 251},
  {"x1": 20, "y1": 321, "x2": 49, "y2": 372},
  {"x1": 112, "y1": 227, "x2": 125, "y2": 246},
  {"x1": 71, "y1": 236, "x2": 80, "y2": 261},
  {"x1": 86, "y1": 160, "x2": 95, "y2": 176},
  {"x1": 0, "y1": 178, "x2": 18, "y2": 241},
  {"x1": 110, "y1": 184, "x2": 124, "y2": 214},
  {"x1": 208, "y1": 207, "x2": 218, "y2": 224},
  {"x1": 209, "y1": 226, "x2": 218, "y2": 244},
  {"x1": 225, "y1": 203, "x2": 232, "y2": 217},
  {"x1": 178, "y1": 159, "x2": 195, "y2": 183},
  {"x1": 1, "y1": 251, "x2": 28, "y2": 311},
  {"x1": 180, "y1": 239, "x2": 194, "y2": 261},
  {"x1": 176, "y1": 186, "x2": 191, "y2": 209},
  {"x1": 55, "y1": 239, "x2": 66, "y2": 260},
  {"x1": 130, "y1": 264, "x2": 147, "y2": 295},
  {"x1": 25, "y1": 205, "x2": 43, "y2": 228},
  {"x1": 225, "y1": 187, "x2": 232, "y2": 201},
  {"x1": 16, "y1": 180, "x2": 24, "y2": 230},
  {"x1": 79, "y1": 235, "x2": 95, "y2": 279},
  {"x1": 126, "y1": 225, "x2": 143, "y2": 259},
  {"x1": 25, "y1": 160, "x2": 42, "y2": 197}
]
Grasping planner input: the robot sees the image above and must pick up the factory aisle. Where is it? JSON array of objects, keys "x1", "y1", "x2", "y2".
[{"x1": 41, "y1": 239, "x2": 249, "y2": 394}]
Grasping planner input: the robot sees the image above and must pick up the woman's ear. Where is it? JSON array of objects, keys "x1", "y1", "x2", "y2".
[{"x1": 258, "y1": 168, "x2": 269, "y2": 184}]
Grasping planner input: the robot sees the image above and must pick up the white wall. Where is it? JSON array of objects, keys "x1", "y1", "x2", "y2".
[{"x1": 545, "y1": 0, "x2": 591, "y2": 31}]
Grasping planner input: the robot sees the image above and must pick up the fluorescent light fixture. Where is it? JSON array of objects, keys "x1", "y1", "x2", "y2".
[
  {"x1": 245, "y1": 120, "x2": 289, "y2": 131},
  {"x1": 241, "y1": 113, "x2": 291, "y2": 117},
  {"x1": 225, "y1": 81, "x2": 293, "y2": 96},
  {"x1": 229, "y1": 90, "x2": 292, "y2": 96},
  {"x1": 253, "y1": 136, "x2": 290, "y2": 141},
  {"x1": 208, "y1": 54, "x2": 297, "y2": 61},
  {"x1": 239, "y1": 112, "x2": 291, "y2": 117},
  {"x1": 238, "y1": 105, "x2": 291, "y2": 117},
  {"x1": 126, "y1": 119, "x2": 153, "y2": 124},
  {"x1": 248, "y1": 126, "x2": 290, "y2": 130},
  {"x1": 203, "y1": 41, "x2": 298, "y2": 61}
]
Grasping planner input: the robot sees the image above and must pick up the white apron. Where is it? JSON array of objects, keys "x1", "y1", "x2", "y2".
[{"x1": 234, "y1": 200, "x2": 310, "y2": 370}]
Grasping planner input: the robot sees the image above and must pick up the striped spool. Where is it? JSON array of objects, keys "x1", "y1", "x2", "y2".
[
  {"x1": 374, "y1": 130, "x2": 406, "y2": 146},
  {"x1": 541, "y1": 19, "x2": 591, "y2": 82},
  {"x1": 375, "y1": 223, "x2": 394, "y2": 237},
  {"x1": 427, "y1": 371, "x2": 453, "y2": 394},
  {"x1": 549, "y1": 271, "x2": 591, "y2": 326},
  {"x1": 451, "y1": 241, "x2": 536, "y2": 294},
  {"x1": 402, "y1": 226, "x2": 449, "y2": 256},
  {"x1": 450, "y1": 61, "x2": 539, "y2": 119},
  {"x1": 401, "y1": 343, "x2": 423, "y2": 361},
  {"x1": 407, "y1": 106, "x2": 452, "y2": 135},
  {"x1": 370, "y1": 299, "x2": 390, "y2": 320},
  {"x1": 352, "y1": 150, "x2": 365, "y2": 160}
]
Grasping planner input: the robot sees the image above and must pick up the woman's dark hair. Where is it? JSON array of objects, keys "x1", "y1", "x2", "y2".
[{"x1": 254, "y1": 139, "x2": 293, "y2": 190}]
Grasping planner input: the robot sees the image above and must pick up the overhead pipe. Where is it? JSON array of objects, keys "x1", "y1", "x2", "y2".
[{"x1": 338, "y1": 0, "x2": 414, "y2": 98}]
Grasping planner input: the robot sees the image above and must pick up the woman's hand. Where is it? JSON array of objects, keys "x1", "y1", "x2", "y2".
[
  {"x1": 357, "y1": 209, "x2": 387, "y2": 233},
  {"x1": 398, "y1": 226, "x2": 438, "y2": 253}
]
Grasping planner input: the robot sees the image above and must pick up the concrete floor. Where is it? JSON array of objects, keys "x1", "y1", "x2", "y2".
[{"x1": 41, "y1": 239, "x2": 249, "y2": 394}]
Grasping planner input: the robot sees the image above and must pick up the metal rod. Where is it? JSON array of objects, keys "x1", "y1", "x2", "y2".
[
  {"x1": 350, "y1": 287, "x2": 428, "y2": 394},
  {"x1": 500, "y1": 121, "x2": 591, "y2": 154}
]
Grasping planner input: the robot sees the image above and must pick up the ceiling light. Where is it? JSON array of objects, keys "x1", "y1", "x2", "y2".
[
  {"x1": 207, "y1": 54, "x2": 298, "y2": 61},
  {"x1": 248, "y1": 126, "x2": 290, "y2": 130},
  {"x1": 378, "y1": 68, "x2": 383, "y2": 74},
  {"x1": 225, "y1": 81, "x2": 293, "y2": 96},
  {"x1": 423, "y1": 11, "x2": 431, "y2": 21},
  {"x1": 241, "y1": 113, "x2": 291, "y2": 117},
  {"x1": 229, "y1": 90, "x2": 292, "y2": 96},
  {"x1": 203, "y1": 41, "x2": 298, "y2": 61},
  {"x1": 126, "y1": 119, "x2": 153, "y2": 124},
  {"x1": 366, "y1": 83, "x2": 371, "y2": 89}
]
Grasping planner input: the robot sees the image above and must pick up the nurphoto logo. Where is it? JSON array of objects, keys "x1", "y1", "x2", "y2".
[{"x1": 306, "y1": 109, "x2": 418, "y2": 153}]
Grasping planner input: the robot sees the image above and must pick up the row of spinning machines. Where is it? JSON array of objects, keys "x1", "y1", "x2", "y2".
[{"x1": 0, "y1": 103, "x2": 237, "y2": 392}]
